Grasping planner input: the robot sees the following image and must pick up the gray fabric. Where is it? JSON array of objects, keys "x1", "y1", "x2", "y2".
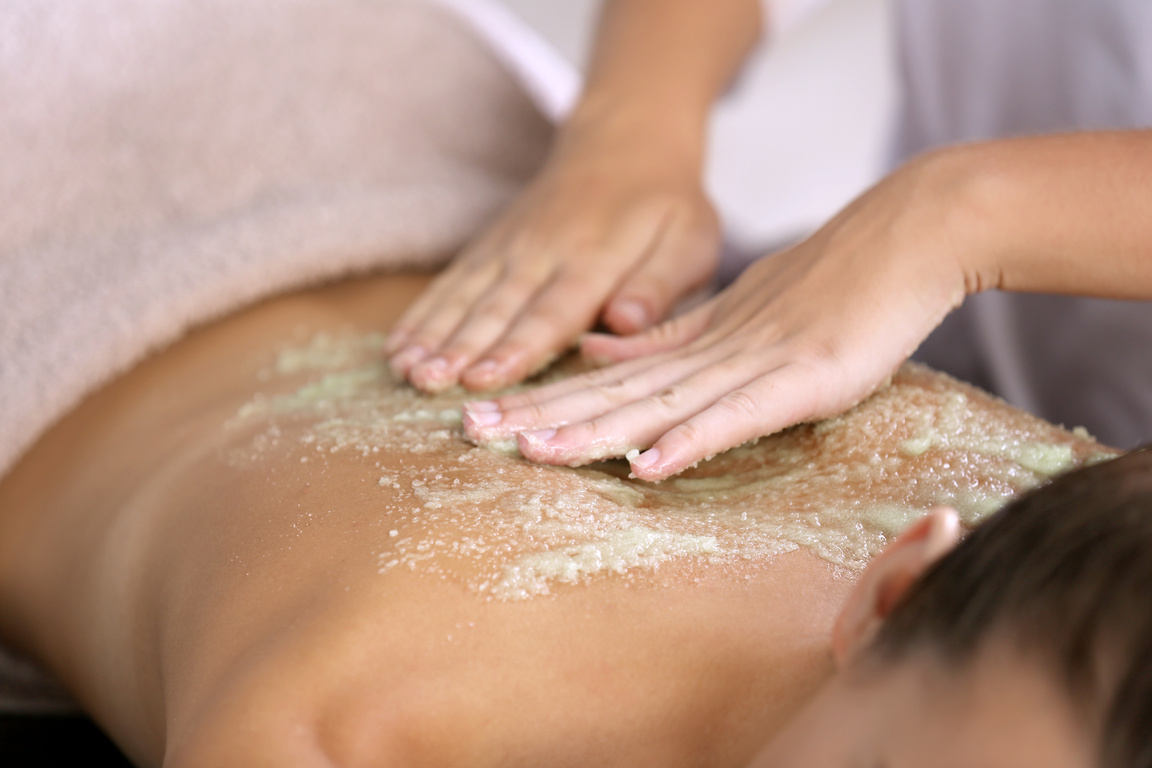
[
  {"x1": 0, "y1": 0, "x2": 551, "y2": 712},
  {"x1": 893, "y1": 0, "x2": 1152, "y2": 448},
  {"x1": 891, "y1": 0, "x2": 1152, "y2": 155}
]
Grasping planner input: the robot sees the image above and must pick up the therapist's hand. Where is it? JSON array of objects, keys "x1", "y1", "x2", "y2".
[
  {"x1": 385, "y1": 125, "x2": 720, "y2": 394},
  {"x1": 462, "y1": 150, "x2": 975, "y2": 480}
]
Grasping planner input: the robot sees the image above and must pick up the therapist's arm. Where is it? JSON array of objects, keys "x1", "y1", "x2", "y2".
[
  {"x1": 387, "y1": 0, "x2": 763, "y2": 393},
  {"x1": 464, "y1": 130, "x2": 1152, "y2": 479}
]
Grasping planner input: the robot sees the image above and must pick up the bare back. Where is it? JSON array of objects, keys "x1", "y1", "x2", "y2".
[{"x1": 0, "y1": 273, "x2": 1108, "y2": 767}]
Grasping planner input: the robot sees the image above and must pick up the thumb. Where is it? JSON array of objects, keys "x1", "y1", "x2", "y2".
[{"x1": 601, "y1": 212, "x2": 719, "y2": 334}]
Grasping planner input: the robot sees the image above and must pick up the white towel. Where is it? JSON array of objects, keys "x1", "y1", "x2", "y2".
[
  {"x1": 0, "y1": 0, "x2": 557, "y2": 482},
  {"x1": 0, "y1": 0, "x2": 558, "y2": 711}
]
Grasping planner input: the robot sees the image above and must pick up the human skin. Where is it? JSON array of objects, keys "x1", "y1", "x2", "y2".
[
  {"x1": 751, "y1": 644, "x2": 1093, "y2": 768},
  {"x1": 0, "y1": 273, "x2": 848, "y2": 767},
  {"x1": 385, "y1": 0, "x2": 761, "y2": 392},
  {"x1": 748, "y1": 510, "x2": 1093, "y2": 768},
  {"x1": 382, "y1": 0, "x2": 1152, "y2": 479},
  {"x1": 464, "y1": 129, "x2": 1152, "y2": 480}
]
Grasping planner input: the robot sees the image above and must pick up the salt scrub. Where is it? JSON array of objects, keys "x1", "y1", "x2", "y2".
[
  {"x1": 897, "y1": 391, "x2": 1076, "y2": 475},
  {"x1": 228, "y1": 334, "x2": 1117, "y2": 599},
  {"x1": 519, "y1": 430, "x2": 642, "y2": 467},
  {"x1": 493, "y1": 526, "x2": 719, "y2": 600},
  {"x1": 271, "y1": 332, "x2": 389, "y2": 376}
]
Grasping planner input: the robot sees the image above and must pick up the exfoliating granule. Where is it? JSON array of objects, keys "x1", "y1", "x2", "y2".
[{"x1": 226, "y1": 333, "x2": 1115, "y2": 599}]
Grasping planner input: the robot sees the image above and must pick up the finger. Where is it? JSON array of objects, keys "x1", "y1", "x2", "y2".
[
  {"x1": 514, "y1": 351, "x2": 767, "y2": 467},
  {"x1": 408, "y1": 266, "x2": 555, "y2": 392},
  {"x1": 471, "y1": 349, "x2": 680, "y2": 420},
  {"x1": 385, "y1": 251, "x2": 492, "y2": 353},
  {"x1": 387, "y1": 258, "x2": 501, "y2": 377},
  {"x1": 461, "y1": 343, "x2": 730, "y2": 443},
  {"x1": 441, "y1": 199, "x2": 711, "y2": 389},
  {"x1": 458, "y1": 208, "x2": 685, "y2": 390},
  {"x1": 628, "y1": 362, "x2": 839, "y2": 481},
  {"x1": 456, "y1": 263, "x2": 625, "y2": 391},
  {"x1": 580, "y1": 300, "x2": 713, "y2": 365},
  {"x1": 601, "y1": 208, "x2": 720, "y2": 334}
]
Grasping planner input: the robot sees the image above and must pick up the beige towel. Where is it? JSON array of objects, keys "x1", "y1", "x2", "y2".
[{"x1": 0, "y1": 0, "x2": 553, "y2": 482}]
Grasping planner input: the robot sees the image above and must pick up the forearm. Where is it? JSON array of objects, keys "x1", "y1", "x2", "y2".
[
  {"x1": 561, "y1": 0, "x2": 763, "y2": 166},
  {"x1": 939, "y1": 130, "x2": 1152, "y2": 300}
]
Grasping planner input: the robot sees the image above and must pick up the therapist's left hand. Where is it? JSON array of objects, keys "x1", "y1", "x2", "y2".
[{"x1": 461, "y1": 150, "x2": 978, "y2": 480}]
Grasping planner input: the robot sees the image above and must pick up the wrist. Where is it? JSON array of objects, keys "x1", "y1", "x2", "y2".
[
  {"x1": 555, "y1": 86, "x2": 708, "y2": 175},
  {"x1": 907, "y1": 143, "x2": 1012, "y2": 297}
]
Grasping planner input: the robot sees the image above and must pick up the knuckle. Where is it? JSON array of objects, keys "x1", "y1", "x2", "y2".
[
  {"x1": 647, "y1": 384, "x2": 687, "y2": 411},
  {"x1": 670, "y1": 418, "x2": 705, "y2": 448},
  {"x1": 791, "y1": 334, "x2": 841, "y2": 365},
  {"x1": 588, "y1": 378, "x2": 635, "y2": 407},
  {"x1": 716, "y1": 389, "x2": 762, "y2": 421},
  {"x1": 517, "y1": 400, "x2": 556, "y2": 428},
  {"x1": 762, "y1": 318, "x2": 843, "y2": 364},
  {"x1": 580, "y1": 415, "x2": 617, "y2": 442}
]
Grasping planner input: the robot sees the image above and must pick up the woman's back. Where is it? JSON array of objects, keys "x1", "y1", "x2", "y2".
[{"x1": 0, "y1": 272, "x2": 1107, "y2": 766}]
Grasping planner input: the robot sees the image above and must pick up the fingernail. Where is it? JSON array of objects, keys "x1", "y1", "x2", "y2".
[
  {"x1": 629, "y1": 448, "x2": 660, "y2": 469},
  {"x1": 520, "y1": 428, "x2": 557, "y2": 444},
  {"x1": 614, "y1": 300, "x2": 650, "y2": 331},
  {"x1": 466, "y1": 400, "x2": 500, "y2": 413},
  {"x1": 417, "y1": 356, "x2": 448, "y2": 376},
  {"x1": 463, "y1": 406, "x2": 501, "y2": 427},
  {"x1": 466, "y1": 359, "x2": 501, "y2": 385}
]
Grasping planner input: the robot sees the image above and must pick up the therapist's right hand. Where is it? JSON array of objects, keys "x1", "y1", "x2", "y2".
[{"x1": 384, "y1": 124, "x2": 721, "y2": 394}]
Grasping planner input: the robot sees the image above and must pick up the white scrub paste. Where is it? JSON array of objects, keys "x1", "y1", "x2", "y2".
[{"x1": 227, "y1": 333, "x2": 1114, "y2": 600}]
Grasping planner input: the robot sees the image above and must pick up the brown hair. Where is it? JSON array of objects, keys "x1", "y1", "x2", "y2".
[{"x1": 873, "y1": 448, "x2": 1152, "y2": 768}]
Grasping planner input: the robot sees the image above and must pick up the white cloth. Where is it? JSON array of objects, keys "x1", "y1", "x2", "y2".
[
  {"x1": 758, "y1": 0, "x2": 1152, "y2": 448},
  {"x1": 0, "y1": 0, "x2": 554, "y2": 712},
  {"x1": 762, "y1": 0, "x2": 830, "y2": 40}
]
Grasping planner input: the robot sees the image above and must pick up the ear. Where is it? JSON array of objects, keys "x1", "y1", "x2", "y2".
[{"x1": 831, "y1": 507, "x2": 961, "y2": 667}]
